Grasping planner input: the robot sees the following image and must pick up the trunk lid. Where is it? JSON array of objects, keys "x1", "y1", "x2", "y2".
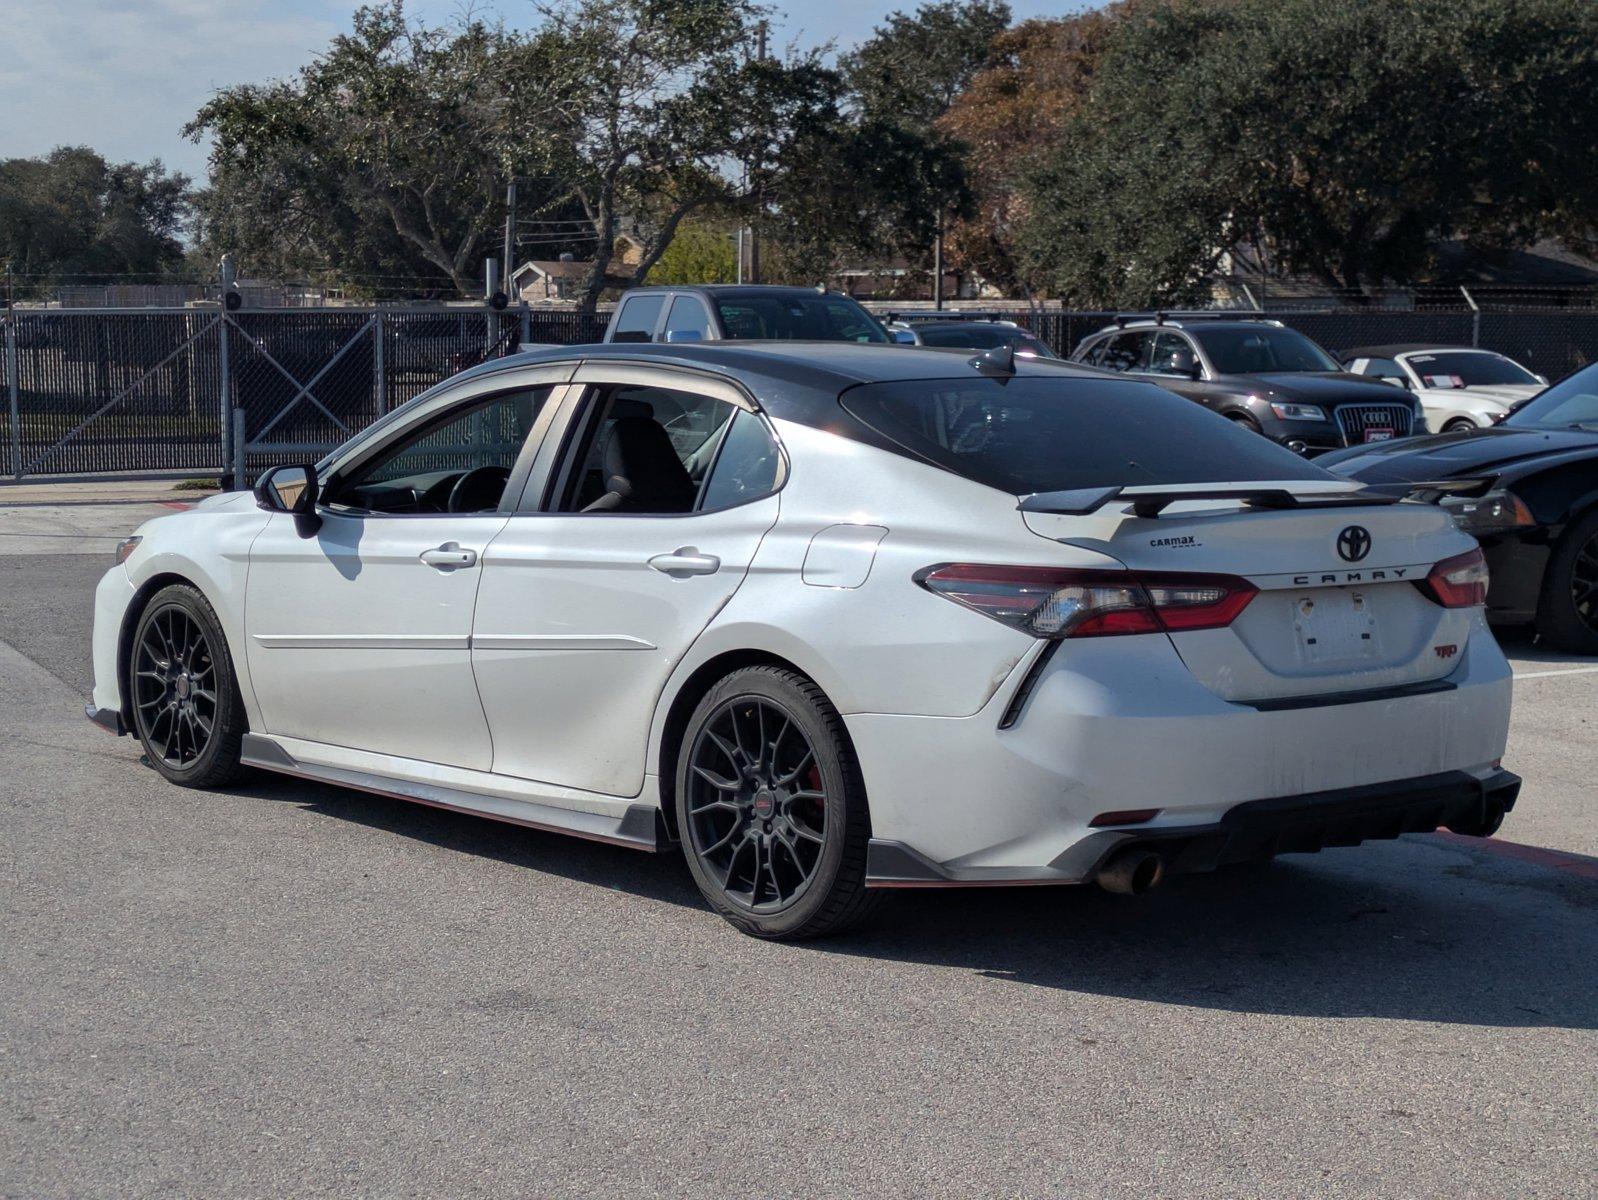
[{"x1": 1022, "y1": 484, "x2": 1473, "y2": 703}]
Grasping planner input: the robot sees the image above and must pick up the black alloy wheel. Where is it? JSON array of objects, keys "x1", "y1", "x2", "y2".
[
  {"x1": 130, "y1": 584, "x2": 247, "y2": 787},
  {"x1": 676, "y1": 666, "x2": 878, "y2": 939},
  {"x1": 1537, "y1": 510, "x2": 1598, "y2": 654},
  {"x1": 685, "y1": 695, "x2": 828, "y2": 911}
]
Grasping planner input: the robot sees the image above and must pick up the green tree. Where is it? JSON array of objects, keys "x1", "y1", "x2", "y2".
[
  {"x1": 1018, "y1": 0, "x2": 1598, "y2": 306},
  {"x1": 539, "y1": 0, "x2": 843, "y2": 309},
  {"x1": 189, "y1": 3, "x2": 584, "y2": 296},
  {"x1": 0, "y1": 147, "x2": 190, "y2": 294},
  {"x1": 648, "y1": 222, "x2": 739, "y2": 284}
]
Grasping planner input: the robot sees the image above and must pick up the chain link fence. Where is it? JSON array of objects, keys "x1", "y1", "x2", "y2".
[{"x1": 2, "y1": 301, "x2": 1594, "y2": 480}]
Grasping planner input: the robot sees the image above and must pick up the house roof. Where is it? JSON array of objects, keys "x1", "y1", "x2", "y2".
[{"x1": 513, "y1": 259, "x2": 635, "y2": 283}]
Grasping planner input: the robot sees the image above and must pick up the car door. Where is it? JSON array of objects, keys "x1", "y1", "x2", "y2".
[
  {"x1": 472, "y1": 364, "x2": 784, "y2": 796},
  {"x1": 243, "y1": 367, "x2": 571, "y2": 769}
]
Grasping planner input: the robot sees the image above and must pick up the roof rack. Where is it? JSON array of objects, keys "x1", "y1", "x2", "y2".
[{"x1": 1111, "y1": 310, "x2": 1282, "y2": 329}]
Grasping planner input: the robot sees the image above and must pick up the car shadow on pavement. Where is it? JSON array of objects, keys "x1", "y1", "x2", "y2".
[
  {"x1": 835, "y1": 851, "x2": 1598, "y2": 1030},
  {"x1": 232, "y1": 771, "x2": 1597, "y2": 1031}
]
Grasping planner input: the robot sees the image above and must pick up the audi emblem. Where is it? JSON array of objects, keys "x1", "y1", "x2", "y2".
[{"x1": 1336, "y1": 525, "x2": 1372, "y2": 563}]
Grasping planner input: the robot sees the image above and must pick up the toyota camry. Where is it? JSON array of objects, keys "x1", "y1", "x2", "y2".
[{"x1": 87, "y1": 342, "x2": 1520, "y2": 939}]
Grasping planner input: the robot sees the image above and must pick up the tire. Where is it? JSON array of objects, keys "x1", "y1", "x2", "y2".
[
  {"x1": 675, "y1": 666, "x2": 880, "y2": 940},
  {"x1": 1226, "y1": 412, "x2": 1264, "y2": 436},
  {"x1": 1535, "y1": 509, "x2": 1598, "y2": 655},
  {"x1": 1442, "y1": 418, "x2": 1476, "y2": 434},
  {"x1": 128, "y1": 583, "x2": 248, "y2": 788}
]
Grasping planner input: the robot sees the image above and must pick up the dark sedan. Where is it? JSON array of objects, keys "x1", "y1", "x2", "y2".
[{"x1": 1321, "y1": 363, "x2": 1598, "y2": 652}]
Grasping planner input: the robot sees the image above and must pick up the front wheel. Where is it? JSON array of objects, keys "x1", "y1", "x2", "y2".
[
  {"x1": 1535, "y1": 509, "x2": 1598, "y2": 654},
  {"x1": 129, "y1": 583, "x2": 248, "y2": 787},
  {"x1": 675, "y1": 666, "x2": 879, "y2": 940}
]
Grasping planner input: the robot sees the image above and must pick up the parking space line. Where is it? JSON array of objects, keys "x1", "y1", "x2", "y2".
[
  {"x1": 1512, "y1": 665, "x2": 1598, "y2": 680},
  {"x1": 1433, "y1": 831, "x2": 1598, "y2": 880}
]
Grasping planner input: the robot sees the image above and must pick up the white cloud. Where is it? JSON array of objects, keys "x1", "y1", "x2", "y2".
[{"x1": 0, "y1": 0, "x2": 349, "y2": 178}]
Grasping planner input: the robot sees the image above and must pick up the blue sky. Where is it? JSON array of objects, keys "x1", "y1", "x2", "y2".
[{"x1": 1, "y1": 0, "x2": 1084, "y2": 180}]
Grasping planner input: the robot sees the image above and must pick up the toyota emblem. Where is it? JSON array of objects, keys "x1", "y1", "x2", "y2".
[{"x1": 1337, "y1": 525, "x2": 1372, "y2": 562}]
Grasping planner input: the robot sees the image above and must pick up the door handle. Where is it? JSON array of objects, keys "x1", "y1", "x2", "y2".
[
  {"x1": 420, "y1": 542, "x2": 478, "y2": 570},
  {"x1": 648, "y1": 547, "x2": 720, "y2": 577}
]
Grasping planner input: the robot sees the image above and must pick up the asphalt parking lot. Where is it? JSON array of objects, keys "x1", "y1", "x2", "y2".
[{"x1": 2, "y1": 498, "x2": 1595, "y2": 1198}]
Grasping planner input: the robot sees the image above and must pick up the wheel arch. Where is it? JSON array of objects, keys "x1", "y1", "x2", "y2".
[
  {"x1": 652, "y1": 647, "x2": 863, "y2": 844},
  {"x1": 116, "y1": 571, "x2": 225, "y2": 730}
]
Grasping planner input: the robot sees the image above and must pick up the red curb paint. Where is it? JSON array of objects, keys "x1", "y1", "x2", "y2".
[
  {"x1": 1432, "y1": 831, "x2": 1598, "y2": 881},
  {"x1": 159, "y1": 501, "x2": 193, "y2": 510}
]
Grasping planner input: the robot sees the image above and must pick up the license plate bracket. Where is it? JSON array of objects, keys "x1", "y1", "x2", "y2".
[
  {"x1": 1363, "y1": 428, "x2": 1395, "y2": 442},
  {"x1": 1292, "y1": 590, "x2": 1381, "y2": 663}
]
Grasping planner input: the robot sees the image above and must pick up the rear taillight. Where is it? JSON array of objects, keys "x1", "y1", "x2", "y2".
[
  {"x1": 1418, "y1": 547, "x2": 1489, "y2": 608},
  {"x1": 915, "y1": 564, "x2": 1257, "y2": 639}
]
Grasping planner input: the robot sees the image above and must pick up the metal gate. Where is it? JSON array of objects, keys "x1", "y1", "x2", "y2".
[{"x1": 3, "y1": 305, "x2": 601, "y2": 481}]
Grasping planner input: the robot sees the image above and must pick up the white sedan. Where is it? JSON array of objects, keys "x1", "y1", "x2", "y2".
[
  {"x1": 87, "y1": 342, "x2": 1520, "y2": 939},
  {"x1": 1341, "y1": 344, "x2": 1546, "y2": 432}
]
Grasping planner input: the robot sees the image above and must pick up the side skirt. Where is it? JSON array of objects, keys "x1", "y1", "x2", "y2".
[{"x1": 240, "y1": 733, "x2": 667, "y2": 852}]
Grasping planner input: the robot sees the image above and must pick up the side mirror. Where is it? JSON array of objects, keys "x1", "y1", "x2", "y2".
[
  {"x1": 254, "y1": 464, "x2": 322, "y2": 536},
  {"x1": 254, "y1": 463, "x2": 317, "y2": 514},
  {"x1": 662, "y1": 328, "x2": 703, "y2": 343},
  {"x1": 1535, "y1": 374, "x2": 1549, "y2": 386},
  {"x1": 891, "y1": 328, "x2": 917, "y2": 345}
]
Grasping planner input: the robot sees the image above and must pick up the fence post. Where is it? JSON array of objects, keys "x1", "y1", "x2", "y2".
[
  {"x1": 372, "y1": 313, "x2": 386, "y2": 415},
  {"x1": 1460, "y1": 286, "x2": 1480, "y2": 347},
  {"x1": 232, "y1": 407, "x2": 246, "y2": 487},
  {"x1": 217, "y1": 313, "x2": 232, "y2": 479},
  {"x1": 520, "y1": 303, "x2": 530, "y2": 347},
  {"x1": 5, "y1": 310, "x2": 20, "y2": 479}
]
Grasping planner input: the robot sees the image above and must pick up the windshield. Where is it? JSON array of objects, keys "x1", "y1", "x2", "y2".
[
  {"x1": 1504, "y1": 363, "x2": 1598, "y2": 430},
  {"x1": 1192, "y1": 326, "x2": 1340, "y2": 374},
  {"x1": 917, "y1": 325, "x2": 1057, "y2": 357},
  {"x1": 1404, "y1": 351, "x2": 1539, "y2": 389},
  {"x1": 841, "y1": 376, "x2": 1332, "y2": 493},
  {"x1": 713, "y1": 293, "x2": 889, "y2": 343}
]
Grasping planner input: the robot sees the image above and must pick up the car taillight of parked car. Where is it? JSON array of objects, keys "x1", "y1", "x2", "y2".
[
  {"x1": 1416, "y1": 547, "x2": 1490, "y2": 608},
  {"x1": 914, "y1": 564, "x2": 1258, "y2": 639}
]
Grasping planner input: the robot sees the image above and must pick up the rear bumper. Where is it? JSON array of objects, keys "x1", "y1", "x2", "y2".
[
  {"x1": 848, "y1": 623, "x2": 1513, "y2": 881},
  {"x1": 866, "y1": 769, "x2": 1522, "y2": 886}
]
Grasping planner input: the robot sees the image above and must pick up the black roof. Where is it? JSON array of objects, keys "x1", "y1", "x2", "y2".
[
  {"x1": 617, "y1": 284, "x2": 847, "y2": 301},
  {"x1": 1339, "y1": 343, "x2": 1478, "y2": 359},
  {"x1": 450, "y1": 340, "x2": 1118, "y2": 432}
]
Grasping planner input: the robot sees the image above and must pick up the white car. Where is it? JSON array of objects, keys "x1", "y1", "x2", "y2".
[
  {"x1": 1341, "y1": 344, "x2": 1547, "y2": 432},
  {"x1": 87, "y1": 342, "x2": 1521, "y2": 939}
]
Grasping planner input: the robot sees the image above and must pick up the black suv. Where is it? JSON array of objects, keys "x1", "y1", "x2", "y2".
[
  {"x1": 603, "y1": 285, "x2": 890, "y2": 345},
  {"x1": 1071, "y1": 316, "x2": 1426, "y2": 454}
]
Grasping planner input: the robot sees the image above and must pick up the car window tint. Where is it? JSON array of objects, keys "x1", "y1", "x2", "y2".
[
  {"x1": 712, "y1": 294, "x2": 888, "y2": 342},
  {"x1": 699, "y1": 410, "x2": 781, "y2": 509},
  {"x1": 660, "y1": 296, "x2": 714, "y2": 342},
  {"x1": 330, "y1": 387, "x2": 553, "y2": 513},
  {"x1": 1099, "y1": 331, "x2": 1153, "y2": 372},
  {"x1": 559, "y1": 385, "x2": 736, "y2": 514},
  {"x1": 611, "y1": 295, "x2": 665, "y2": 343},
  {"x1": 1147, "y1": 332, "x2": 1197, "y2": 376},
  {"x1": 842, "y1": 377, "x2": 1329, "y2": 493}
]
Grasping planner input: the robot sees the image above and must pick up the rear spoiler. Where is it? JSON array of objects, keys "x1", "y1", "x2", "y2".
[{"x1": 1018, "y1": 478, "x2": 1494, "y2": 518}]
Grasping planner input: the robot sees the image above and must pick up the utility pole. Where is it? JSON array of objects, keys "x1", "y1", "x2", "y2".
[
  {"x1": 747, "y1": 20, "x2": 767, "y2": 285},
  {"x1": 502, "y1": 180, "x2": 517, "y2": 302}
]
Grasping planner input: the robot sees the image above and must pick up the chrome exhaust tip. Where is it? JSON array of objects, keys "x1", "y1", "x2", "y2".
[{"x1": 1097, "y1": 849, "x2": 1165, "y2": 895}]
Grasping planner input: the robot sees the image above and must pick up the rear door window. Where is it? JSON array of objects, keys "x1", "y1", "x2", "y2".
[
  {"x1": 660, "y1": 296, "x2": 714, "y2": 342},
  {"x1": 841, "y1": 376, "x2": 1329, "y2": 494},
  {"x1": 610, "y1": 295, "x2": 665, "y2": 343}
]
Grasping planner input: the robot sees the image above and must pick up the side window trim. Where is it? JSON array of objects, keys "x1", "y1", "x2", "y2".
[
  {"x1": 511, "y1": 364, "x2": 783, "y2": 517},
  {"x1": 316, "y1": 364, "x2": 578, "y2": 518}
]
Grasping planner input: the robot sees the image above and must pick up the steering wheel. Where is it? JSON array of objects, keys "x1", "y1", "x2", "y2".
[{"x1": 447, "y1": 465, "x2": 511, "y2": 513}]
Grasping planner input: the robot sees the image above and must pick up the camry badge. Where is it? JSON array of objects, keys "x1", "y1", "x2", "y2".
[{"x1": 1337, "y1": 525, "x2": 1372, "y2": 563}]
